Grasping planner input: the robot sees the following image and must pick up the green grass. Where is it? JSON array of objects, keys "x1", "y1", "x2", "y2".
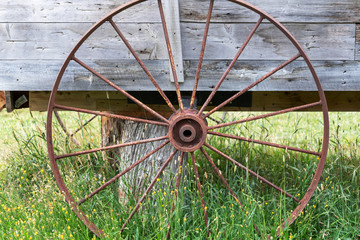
[{"x1": 0, "y1": 109, "x2": 359, "y2": 239}]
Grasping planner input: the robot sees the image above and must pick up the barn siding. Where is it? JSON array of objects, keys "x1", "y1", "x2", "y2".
[
  {"x1": 181, "y1": 0, "x2": 360, "y2": 23},
  {"x1": 0, "y1": 23, "x2": 354, "y2": 61},
  {"x1": 1, "y1": 0, "x2": 359, "y2": 23},
  {"x1": 1, "y1": 60, "x2": 359, "y2": 92},
  {"x1": 0, "y1": 0, "x2": 359, "y2": 93}
]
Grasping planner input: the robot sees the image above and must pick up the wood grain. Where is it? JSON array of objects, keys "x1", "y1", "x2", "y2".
[
  {"x1": 0, "y1": 0, "x2": 161, "y2": 23},
  {"x1": 0, "y1": 0, "x2": 359, "y2": 98},
  {"x1": 0, "y1": 22, "x2": 167, "y2": 60},
  {"x1": 0, "y1": 23, "x2": 354, "y2": 61},
  {"x1": 180, "y1": 0, "x2": 360, "y2": 23},
  {"x1": 30, "y1": 91, "x2": 360, "y2": 112},
  {"x1": 1, "y1": 60, "x2": 359, "y2": 92},
  {"x1": 182, "y1": 23, "x2": 354, "y2": 61},
  {"x1": 356, "y1": 24, "x2": 360, "y2": 61},
  {"x1": 0, "y1": 0, "x2": 359, "y2": 23},
  {"x1": 163, "y1": 0, "x2": 184, "y2": 82}
]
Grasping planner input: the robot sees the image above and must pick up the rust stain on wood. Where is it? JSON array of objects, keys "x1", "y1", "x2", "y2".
[{"x1": 0, "y1": 91, "x2": 5, "y2": 111}]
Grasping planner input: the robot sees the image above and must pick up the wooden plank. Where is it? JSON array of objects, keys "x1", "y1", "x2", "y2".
[
  {"x1": 356, "y1": 24, "x2": 360, "y2": 61},
  {"x1": 182, "y1": 22, "x2": 354, "y2": 61},
  {"x1": 30, "y1": 91, "x2": 112, "y2": 112},
  {"x1": 29, "y1": 91, "x2": 176, "y2": 118},
  {"x1": 0, "y1": 0, "x2": 359, "y2": 23},
  {"x1": 0, "y1": 60, "x2": 171, "y2": 91},
  {"x1": 4, "y1": 91, "x2": 14, "y2": 112},
  {"x1": 1, "y1": 60, "x2": 360, "y2": 92},
  {"x1": 163, "y1": 0, "x2": 184, "y2": 82},
  {"x1": 0, "y1": 22, "x2": 168, "y2": 60},
  {"x1": 0, "y1": 23, "x2": 354, "y2": 61},
  {"x1": 251, "y1": 92, "x2": 360, "y2": 112},
  {"x1": 180, "y1": 0, "x2": 360, "y2": 23},
  {"x1": 184, "y1": 60, "x2": 360, "y2": 92},
  {"x1": 30, "y1": 91, "x2": 360, "y2": 112},
  {"x1": 0, "y1": 0, "x2": 161, "y2": 23}
]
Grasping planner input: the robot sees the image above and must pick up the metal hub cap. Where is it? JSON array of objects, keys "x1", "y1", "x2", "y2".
[{"x1": 169, "y1": 109, "x2": 208, "y2": 152}]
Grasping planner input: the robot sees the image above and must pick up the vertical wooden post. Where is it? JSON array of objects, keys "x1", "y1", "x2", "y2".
[
  {"x1": 163, "y1": 0, "x2": 184, "y2": 83},
  {"x1": 101, "y1": 115, "x2": 179, "y2": 203},
  {"x1": 4, "y1": 91, "x2": 14, "y2": 112}
]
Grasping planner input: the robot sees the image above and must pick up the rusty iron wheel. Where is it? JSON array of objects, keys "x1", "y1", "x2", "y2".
[{"x1": 46, "y1": 0, "x2": 329, "y2": 238}]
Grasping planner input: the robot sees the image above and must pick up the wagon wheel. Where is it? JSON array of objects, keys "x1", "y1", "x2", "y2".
[
  {"x1": 53, "y1": 110, "x2": 98, "y2": 147},
  {"x1": 46, "y1": 0, "x2": 329, "y2": 238}
]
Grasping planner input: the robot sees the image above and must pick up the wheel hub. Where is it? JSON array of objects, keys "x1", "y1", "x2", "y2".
[{"x1": 168, "y1": 109, "x2": 208, "y2": 152}]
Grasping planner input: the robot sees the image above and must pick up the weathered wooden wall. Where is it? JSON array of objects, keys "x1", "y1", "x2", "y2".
[{"x1": 0, "y1": 0, "x2": 359, "y2": 110}]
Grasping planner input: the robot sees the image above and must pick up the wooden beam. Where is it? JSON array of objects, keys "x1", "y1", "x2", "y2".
[
  {"x1": 180, "y1": 0, "x2": 360, "y2": 23},
  {"x1": 4, "y1": 91, "x2": 14, "y2": 112},
  {"x1": 30, "y1": 91, "x2": 360, "y2": 112},
  {"x1": 2, "y1": 60, "x2": 360, "y2": 92},
  {"x1": 0, "y1": 0, "x2": 161, "y2": 23},
  {"x1": 251, "y1": 92, "x2": 360, "y2": 112},
  {"x1": 1, "y1": 0, "x2": 359, "y2": 23},
  {"x1": 356, "y1": 24, "x2": 360, "y2": 61}
]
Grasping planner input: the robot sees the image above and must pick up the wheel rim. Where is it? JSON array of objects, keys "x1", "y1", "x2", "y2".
[{"x1": 46, "y1": 0, "x2": 329, "y2": 238}]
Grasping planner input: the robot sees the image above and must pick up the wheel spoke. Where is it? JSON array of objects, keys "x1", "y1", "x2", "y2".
[
  {"x1": 198, "y1": 16, "x2": 264, "y2": 116},
  {"x1": 71, "y1": 115, "x2": 97, "y2": 137},
  {"x1": 205, "y1": 53, "x2": 302, "y2": 117},
  {"x1": 158, "y1": 0, "x2": 183, "y2": 110},
  {"x1": 77, "y1": 140, "x2": 170, "y2": 206},
  {"x1": 208, "y1": 131, "x2": 320, "y2": 157},
  {"x1": 54, "y1": 111, "x2": 81, "y2": 147},
  {"x1": 170, "y1": 152, "x2": 185, "y2": 208},
  {"x1": 166, "y1": 152, "x2": 185, "y2": 239},
  {"x1": 72, "y1": 56, "x2": 169, "y2": 123},
  {"x1": 190, "y1": 152, "x2": 209, "y2": 229},
  {"x1": 200, "y1": 147, "x2": 244, "y2": 208},
  {"x1": 201, "y1": 147, "x2": 261, "y2": 235},
  {"x1": 190, "y1": 0, "x2": 214, "y2": 109},
  {"x1": 207, "y1": 116, "x2": 222, "y2": 124},
  {"x1": 209, "y1": 101, "x2": 322, "y2": 130},
  {"x1": 120, "y1": 149, "x2": 178, "y2": 232},
  {"x1": 174, "y1": 152, "x2": 185, "y2": 198},
  {"x1": 54, "y1": 104, "x2": 168, "y2": 127},
  {"x1": 108, "y1": 19, "x2": 176, "y2": 113},
  {"x1": 204, "y1": 143, "x2": 300, "y2": 202},
  {"x1": 55, "y1": 136, "x2": 168, "y2": 160}
]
